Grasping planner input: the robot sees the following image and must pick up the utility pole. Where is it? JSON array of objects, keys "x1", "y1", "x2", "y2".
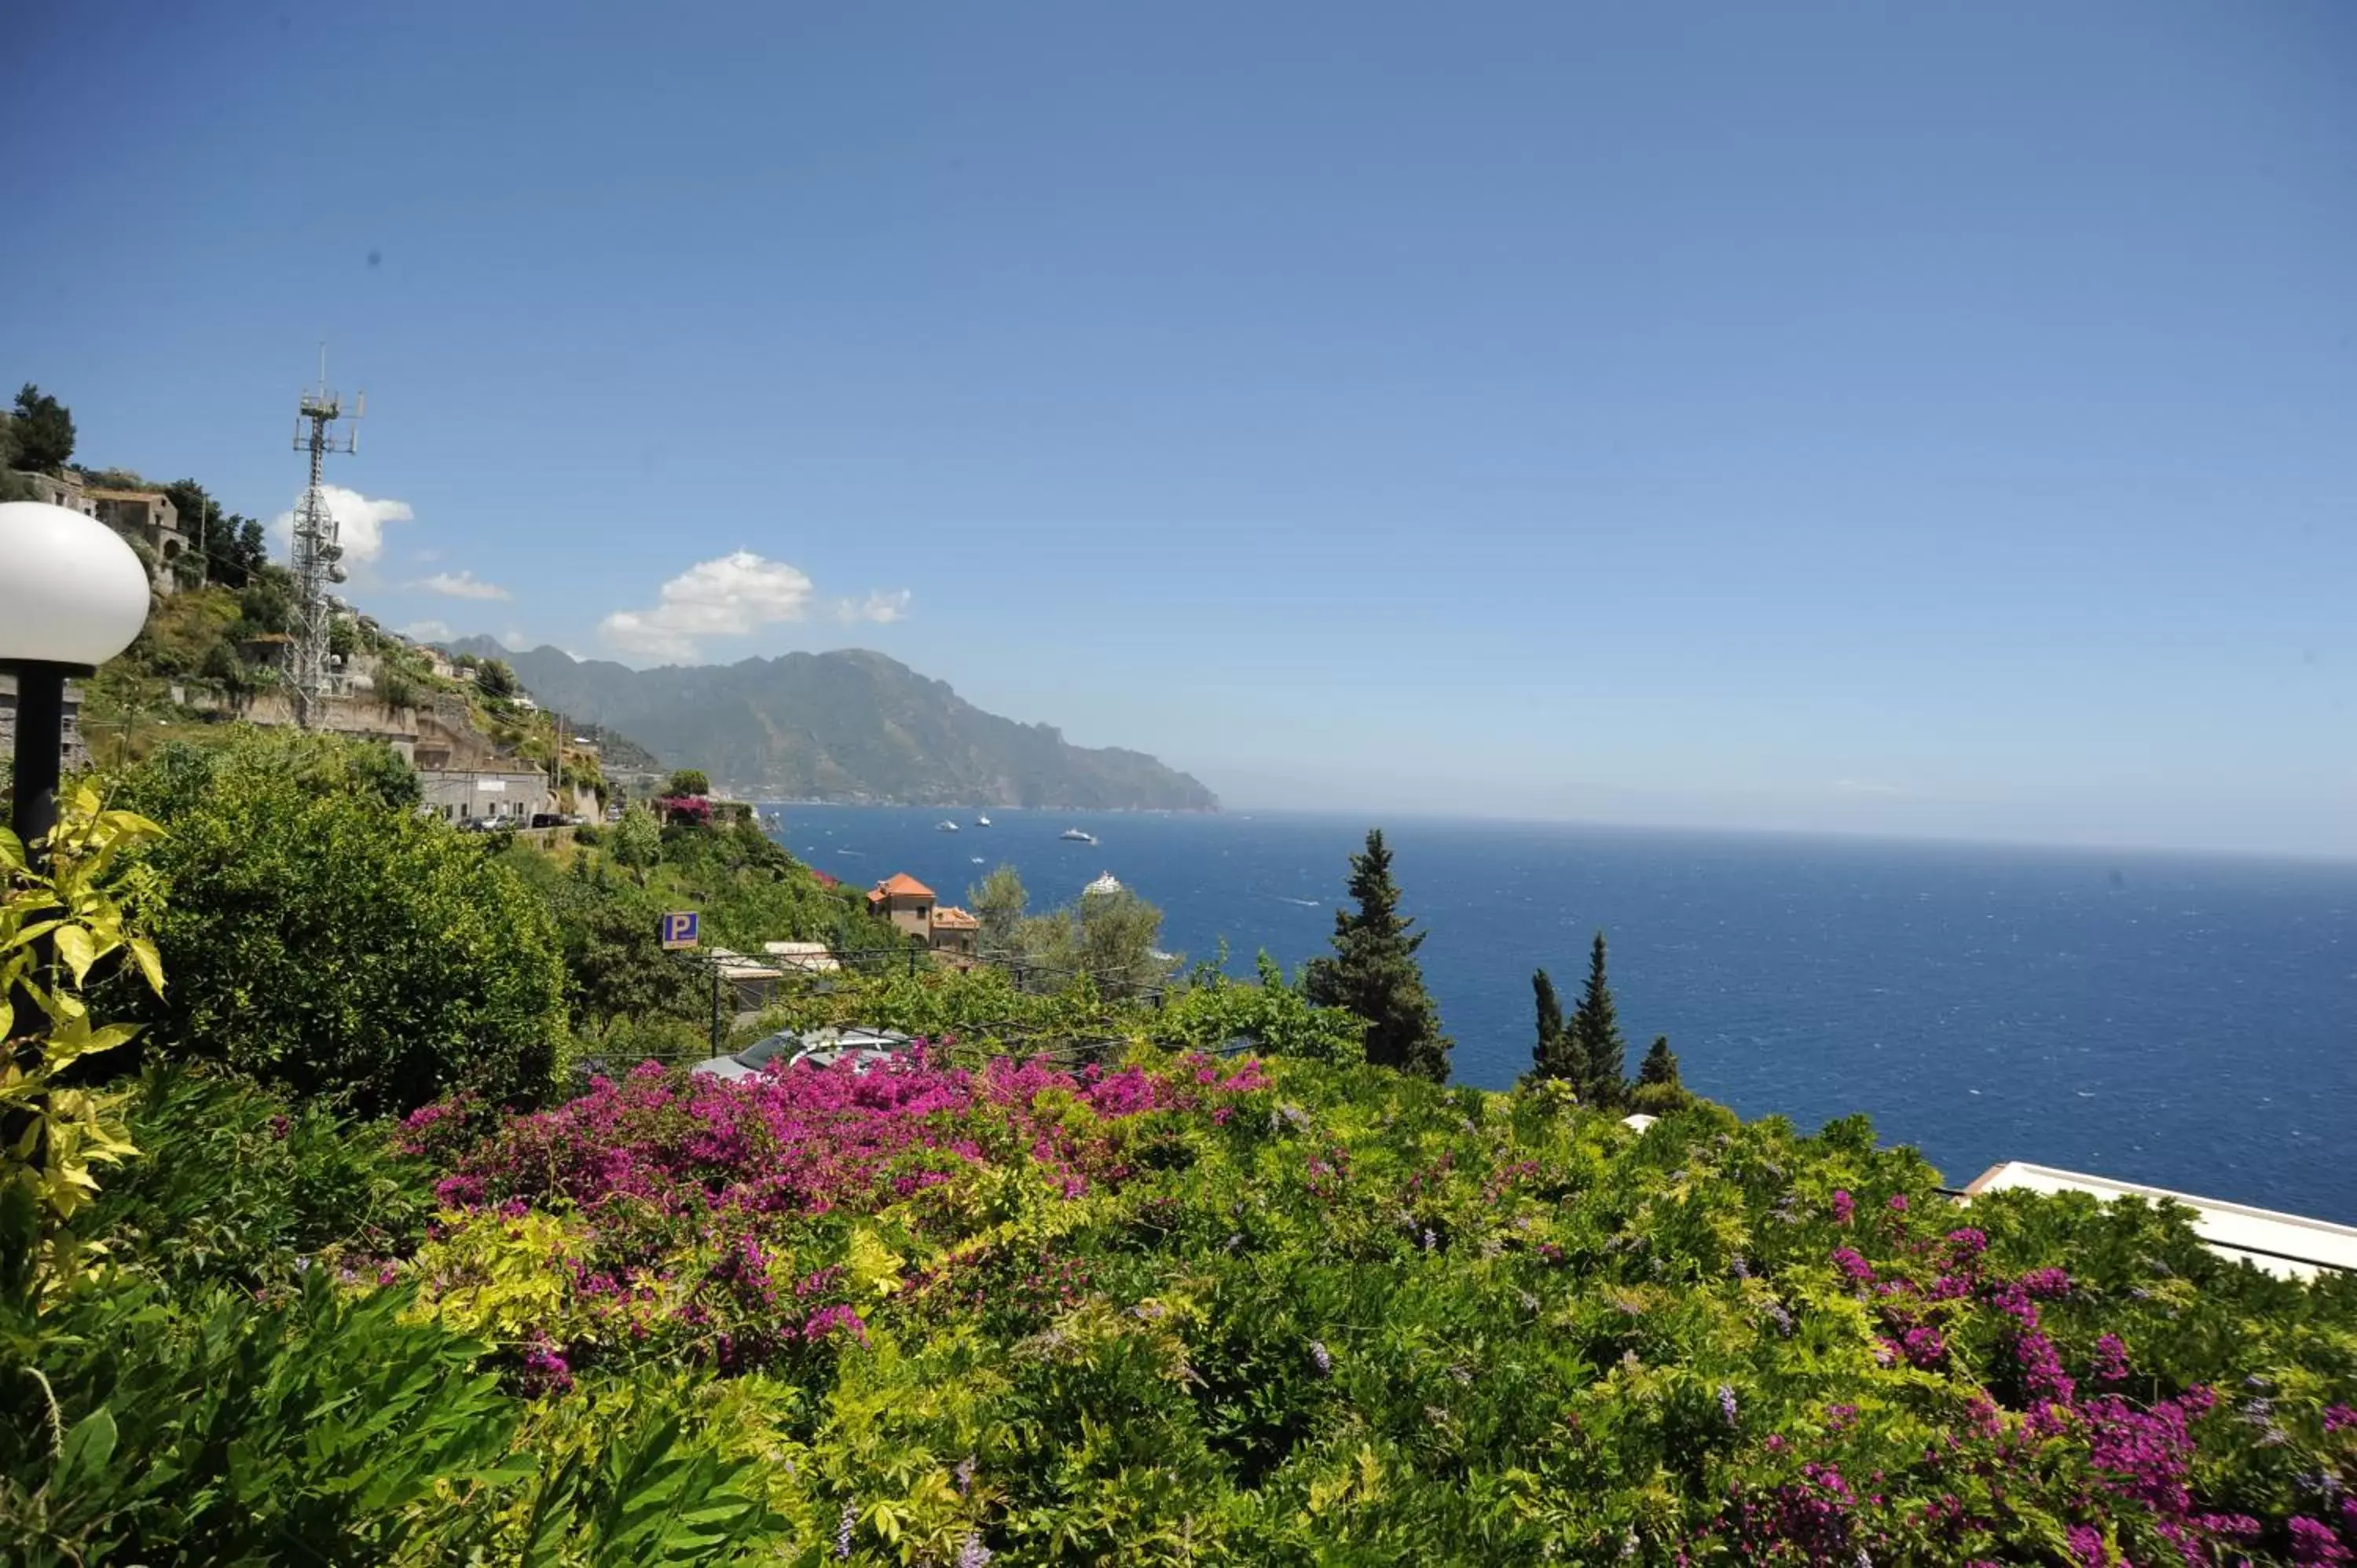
[{"x1": 288, "y1": 344, "x2": 363, "y2": 729}]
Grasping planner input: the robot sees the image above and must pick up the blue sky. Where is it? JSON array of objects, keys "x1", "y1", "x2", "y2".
[{"x1": 10, "y1": 2, "x2": 2355, "y2": 855}]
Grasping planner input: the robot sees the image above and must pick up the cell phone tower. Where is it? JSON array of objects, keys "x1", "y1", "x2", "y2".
[{"x1": 288, "y1": 346, "x2": 363, "y2": 729}]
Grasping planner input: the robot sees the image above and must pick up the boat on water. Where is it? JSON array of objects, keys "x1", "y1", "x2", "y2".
[
  {"x1": 937, "y1": 820, "x2": 960, "y2": 832},
  {"x1": 977, "y1": 815, "x2": 992, "y2": 826},
  {"x1": 1059, "y1": 827, "x2": 1098, "y2": 844},
  {"x1": 970, "y1": 855, "x2": 985, "y2": 864}
]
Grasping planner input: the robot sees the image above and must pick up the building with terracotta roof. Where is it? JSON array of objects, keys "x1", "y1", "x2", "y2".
[
  {"x1": 929, "y1": 904, "x2": 980, "y2": 962},
  {"x1": 867, "y1": 874, "x2": 983, "y2": 962},
  {"x1": 867, "y1": 873, "x2": 938, "y2": 942}
]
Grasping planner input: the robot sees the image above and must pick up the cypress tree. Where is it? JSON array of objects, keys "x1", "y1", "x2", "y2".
[
  {"x1": 1530, "y1": 966, "x2": 1582, "y2": 1083},
  {"x1": 1303, "y1": 828, "x2": 1453, "y2": 1081},
  {"x1": 1570, "y1": 930, "x2": 1625, "y2": 1108}
]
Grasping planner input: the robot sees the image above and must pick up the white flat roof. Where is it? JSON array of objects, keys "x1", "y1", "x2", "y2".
[
  {"x1": 761, "y1": 940, "x2": 841, "y2": 972},
  {"x1": 1964, "y1": 1161, "x2": 2357, "y2": 1280},
  {"x1": 704, "y1": 945, "x2": 785, "y2": 981}
]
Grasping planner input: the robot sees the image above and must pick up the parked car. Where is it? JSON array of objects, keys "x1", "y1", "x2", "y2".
[
  {"x1": 530, "y1": 811, "x2": 566, "y2": 828},
  {"x1": 690, "y1": 1026, "x2": 910, "y2": 1083}
]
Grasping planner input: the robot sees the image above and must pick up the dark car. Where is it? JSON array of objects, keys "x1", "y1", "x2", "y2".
[{"x1": 530, "y1": 811, "x2": 566, "y2": 828}]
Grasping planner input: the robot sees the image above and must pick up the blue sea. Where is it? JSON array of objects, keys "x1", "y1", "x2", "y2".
[{"x1": 768, "y1": 806, "x2": 2357, "y2": 1224}]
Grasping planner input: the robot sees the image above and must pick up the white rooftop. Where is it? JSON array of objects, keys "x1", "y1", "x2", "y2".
[
  {"x1": 761, "y1": 940, "x2": 842, "y2": 973},
  {"x1": 1965, "y1": 1161, "x2": 2357, "y2": 1281},
  {"x1": 705, "y1": 945, "x2": 785, "y2": 982}
]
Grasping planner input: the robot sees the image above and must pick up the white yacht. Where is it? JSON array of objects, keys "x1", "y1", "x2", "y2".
[
  {"x1": 937, "y1": 819, "x2": 960, "y2": 832},
  {"x1": 1059, "y1": 827, "x2": 1097, "y2": 844},
  {"x1": 976, "y1": 814, "x2": 992, "y2": 826}
]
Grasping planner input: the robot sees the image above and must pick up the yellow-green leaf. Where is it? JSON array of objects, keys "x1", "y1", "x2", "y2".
[
  {"x1": 53, "y1": 925, "x2": 97, "y2": 986},
  {"x1": 128, "y1": 936, "x2": 165, "y2": 996}
]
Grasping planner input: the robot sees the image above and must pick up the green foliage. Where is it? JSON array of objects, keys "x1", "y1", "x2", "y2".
[
  {"x1": 1303, "y1": 828, "x2": 1451, "y2": 1081},
  {"x1": 0, "y1": 1269, "x2": 775, "y2": 1566},
  {"x1": 1571, "y1": 929, "x2": 1626, "y2": 1109},
  {"x1": 970, "y1": 862, "x2": 1028, "y2": 958},
  {"x1": 506, "y1": 852, "x2": 706, "y2": 1047},
  {"x1": 110, "y1": 728, "x2": 565, "y2": 1116},
  {"x1": 0, "y1": 1271, "x2": 511, "y2": 1564},
  {"x1": 620, "y1": 815, "x2": 870, "y2": 954},
  {"x1": 1017, "y1": 883, "x2": 1171, "y2": 999},
  {"x1": 475, "y1": 658, "x2": 521, "y2": 699},
  {"x1": 610, "y1": 804, "x2": 662, "y2": 874},
  {"x1": 10, "y1": 383, "x2": 74, "y2": 471},
  {"x1": 1152, "y1": 951, "x2": 1366, "y2": 1064},
  {"x1": 662, "y1": 768, "x2": 709, "y2": 798},
  {"x1": 86, "y1": 1069, "x2": 434, "y2": 1291},
  {"x1": 1530, "y1": 965, "x2": 1582, "y2": 1084},
  {"x1": 1, "y1": 787, "x2": 168, "y2": 1291},
  {"x1": 236, "y1": 575, "x2": 293, "y2": 637},
  {"x1": 750, "y1": 960, "x2": 1124, "y2": 1051},
  {"x1": 1639, "y1": 1033, "x2": 1681, "y2": 1088},
  {"x1": 78, "y1": 466, "x2": 149, "y2": 492},
  {"x1": 387, "y1": 1053, "x2": 2357, "y2": 1563}
]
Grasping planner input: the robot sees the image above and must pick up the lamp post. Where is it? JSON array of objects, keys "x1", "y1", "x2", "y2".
[{"x1": 0, "y1": 501, "x2": 152, "y2": 864}]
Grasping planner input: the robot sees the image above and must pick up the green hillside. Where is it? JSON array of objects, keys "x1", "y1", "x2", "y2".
[{"x1": 453, "y1": 638, "x2": 1219, "y2": 810}]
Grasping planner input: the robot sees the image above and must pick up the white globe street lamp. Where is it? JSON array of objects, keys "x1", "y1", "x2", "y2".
[{"x1": 0, "y1": 501, "x2": 152, "y2": 859}]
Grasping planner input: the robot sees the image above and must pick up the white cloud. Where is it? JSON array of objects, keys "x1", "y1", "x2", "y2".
[
  {"x1": 416, "y1": 569, "x2": 512, "y2": 601},
  {"x1": 500, "y1": 628, "x2": 530, "y2": 650},
  {"x1": 269, "y1": 485, "x2": 414, "y2": 565},
  {"x1": 599, "y1": 550, "x2": 816, "y2": 661},
  {"x1": 398, "y1": 618, "x2": 453, "y2": 642},
  {"x1": 835, "y1": 588, "x2": 912, "y2": 624},
  {"x1": 414, "y1": 547, "x2": 442, "y2": 562}
]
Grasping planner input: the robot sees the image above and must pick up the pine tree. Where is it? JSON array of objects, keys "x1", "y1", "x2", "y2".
[
  {"x1": 1303, "y1": 828, "x2": 1452, "y2": 1081},
  {"x1": 1627, "y1": 1033, "x2": 1695, "y2": 1114},
  {"x1": 1530, "y1": 966, "x2": 1582, "y2": 1083},
  {"x1": 1570, "y1": 929, "x2": 1625, "y2": 1108},
  {"x1": 1638, "y1": 1035, "x2": 1680, "y2": 1087}
]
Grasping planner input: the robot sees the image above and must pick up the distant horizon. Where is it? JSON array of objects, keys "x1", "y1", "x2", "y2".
[
  {"x1": 756, "y1": 797, "x2": 2357, "y2": 871},
  {"x1": 477, "y1": 632, "x2": 2357, "y2": 864}
]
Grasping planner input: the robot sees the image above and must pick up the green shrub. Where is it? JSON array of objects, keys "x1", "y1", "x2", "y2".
[
  {"x1": 86, "y1": 1069, "x2": 434, "y2": 1291},
  {"x1": 1152, "y1": 951, "x2": 1367, "y2": 1064},
  {"x1": 0, "y1": 1273, "x2": 773, "y2": 1566},
  {"x1": 109, "y1": 727, "x2": 566, "y2": 1116},
  {"x1": 392, "y1": 1053, "x2": 2357, "y2": 1563},
  {"x1": 0, "y1": 1273, "x2": 514, "y2": 1564}
]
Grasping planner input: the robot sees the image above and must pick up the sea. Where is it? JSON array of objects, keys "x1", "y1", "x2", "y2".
[{"x1": 765, "y1": 805, "x2": 2357, "y2": 1225}]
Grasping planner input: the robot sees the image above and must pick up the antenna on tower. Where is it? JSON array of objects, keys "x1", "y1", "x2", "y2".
[{"x1": 288, "y1": 344, "x2": 365, "y2": 729}]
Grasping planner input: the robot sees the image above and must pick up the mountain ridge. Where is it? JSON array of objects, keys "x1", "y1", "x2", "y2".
[{"x1": 449, "y1": 639, "x2": 1219, "y2": 811}]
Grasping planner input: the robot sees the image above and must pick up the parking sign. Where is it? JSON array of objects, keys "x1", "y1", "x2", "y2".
[{"x1": 659, "y1": 910, "x2": 700, "y2": 950}]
